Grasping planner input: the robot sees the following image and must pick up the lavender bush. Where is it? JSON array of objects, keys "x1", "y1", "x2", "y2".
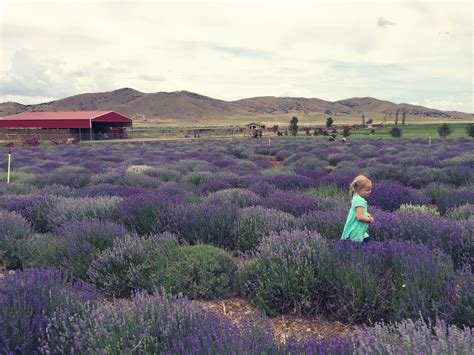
[
  {"x1": 0, "y1": 268, "x2": 95, "y2": 354},
  {"x1": 243, "y1": 234, "x2": 462, "y2": 324},
  {"x1": 344, "y1": 318, "x2": 473, "y2": 354},
  {"x1": 447, "y1": 204, "x2": 474, "y2": 221},
  {"x1": 115, "y1": 191, "x2": 186, "y2": 236},
  {"x1": 0, "y1": 209, "x2": 32, "y2": 269},
  {"x1": 53, "y1": 219, "x2": 129, "y2": 279},
  {"x1": 51, "y1": 292, "x2": 281, "y2": 354},
  {"x1": 206, "y1": 188, "x2": 261, "y2": 207},
  {"x1": 319, "y1": 240, "x2": 454, "y2": 323},
  {"x1": 369, "y1": 180, "x2": 430, "y2": 211},
  {"x1": 259, "y1": 190, "x2": 320, "y2": 217},
  {"x1": 48, "y1": 196, "x2": 121, "y2": 228},
  {"x1": 235, "y1": 206, "x2": 296, "y2": 252},
  {"x1": 241, "y1": 230, "x2": 327, "y2": 316},
  {"x1": 297, "y1": 207, "x2": 348, "y2": 240},
  {"x1": 160, "y1": 244, "x2": 237, "y2": 299},
  {"x1": 371, "y1": 210, "x2": 472, "y2": 268},
  {"x1": 171, "y1": 200, "x2": 239, "y2": 248},
  {"x1": 88, "y1": 233, "x2": 180, "y2": 297}
]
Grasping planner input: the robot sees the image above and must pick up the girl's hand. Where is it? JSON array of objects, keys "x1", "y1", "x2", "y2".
[{"x1": 368, "y1": 216, "x2": 375, "y2": 223}]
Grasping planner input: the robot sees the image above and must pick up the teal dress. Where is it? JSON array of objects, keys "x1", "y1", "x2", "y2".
[{"x1": 341, "y1": 194, "x2": 369, "y2": 242}]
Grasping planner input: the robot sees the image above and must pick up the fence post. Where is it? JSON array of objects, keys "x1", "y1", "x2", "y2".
[{"x1": 7, "y1": 151, "x2": 11, "y2": 184}]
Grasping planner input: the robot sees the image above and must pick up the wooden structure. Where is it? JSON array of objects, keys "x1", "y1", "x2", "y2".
[{"x1": 246, "y1": 122, "x2": 265, "y2": 138}]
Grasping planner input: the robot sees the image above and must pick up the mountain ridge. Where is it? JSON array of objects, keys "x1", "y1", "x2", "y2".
[{"x1": 0, "y1": 88, "x2": 471, "y2": 121}]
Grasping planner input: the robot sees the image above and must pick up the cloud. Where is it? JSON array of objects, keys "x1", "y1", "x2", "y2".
[
  {"x1": 0, "y1": 49, "x2": 132, "y2": 99},
  {"x1": 206, "y1": 44, "x2": 273, "y2": 59},
  {"x1": 138, "y1": 74, "x2": 166, "y2": 82},
  {"x1": 377, "y1": 17, "x2": 396, "y2": 28}
]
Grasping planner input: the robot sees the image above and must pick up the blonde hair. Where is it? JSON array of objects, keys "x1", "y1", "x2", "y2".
[{"x1": 349, "y1": 175, "x2": 372, "y2": 198}]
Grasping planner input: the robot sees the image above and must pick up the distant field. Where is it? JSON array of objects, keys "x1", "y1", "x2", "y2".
[
  {"x1": 125, "y1": 122, "x2": 472, "y2": 141},
  {"x1": 339, "y1": 123, "x2": 472, "y2": 140},
  {"x1": 132, "y1": 114, "x2": 473, "y2": 129}
]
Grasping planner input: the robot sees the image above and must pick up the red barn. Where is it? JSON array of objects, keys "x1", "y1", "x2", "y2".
[{"x1": 0, "y1": 111, "x2": 132, "y2": 141}]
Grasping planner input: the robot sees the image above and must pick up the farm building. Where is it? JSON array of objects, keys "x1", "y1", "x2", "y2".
[{"x1": 0, "y1": 111, "x2": 132, "y2": 142}]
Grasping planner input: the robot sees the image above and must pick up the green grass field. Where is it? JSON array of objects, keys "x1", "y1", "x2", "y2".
[
  {"x1": 112, "y1": 122, "x2": 474, "y2": 142},
  {"x1": 342, "y1": 123, "x2": 472, "y2": 140}
]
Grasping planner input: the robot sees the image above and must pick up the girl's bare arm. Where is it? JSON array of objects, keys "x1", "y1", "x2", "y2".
[{"x1": 356, "y1": 207, "x2": 372, "y2": 223}]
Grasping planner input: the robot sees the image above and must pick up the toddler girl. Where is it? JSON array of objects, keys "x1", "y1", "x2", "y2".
[{"x1": 341, "y1": 175, "x2": 375, "y2": 242}]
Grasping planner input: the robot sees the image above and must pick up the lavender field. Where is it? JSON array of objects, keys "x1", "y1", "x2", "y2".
[{"x1": 1, "y1": 138, "x2": 473, "y2": 354}]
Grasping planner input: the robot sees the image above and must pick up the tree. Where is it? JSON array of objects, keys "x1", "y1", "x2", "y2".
[
  {"x1": 326, "y1": 117, "x2": 334, "y2": 128},
  {"x1": 389, "y1": 126, "x2": 402, "y2": 138},
  {"x1": 289, "y1": 116, "x2": 299, "y2": 136},
  {"x1": 343, "y1": 127, "x2": 351, "y2": 137},
  {"x1": 366, "y1": 118, "x2": 373, "y2": 125},
  {"x1": 438, "y1": 123, "x2": 452, "y2": 139},
  {"x1": 362, "y1": 114, "x2": 365, "y2": 125},
  {"x1": 466, "y1": 123, "x2": 474, "y2": 138},
  {"x1": 272, "y1": 125, "x2": 279, "y2": 134},
  {"x1": 402, "y1": 111, "x2": 406, "y2": 125},
  {"x1": 394, "y1": 109, "x2": 399, "y2": 126},
  {"x1": 330, "y1": 129, "x2": 338, "y2": 138}
]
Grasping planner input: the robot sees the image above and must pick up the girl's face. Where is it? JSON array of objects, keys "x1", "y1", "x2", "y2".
[{"x1": 357, "y1": 183, "x2": 372, "y2": 198}]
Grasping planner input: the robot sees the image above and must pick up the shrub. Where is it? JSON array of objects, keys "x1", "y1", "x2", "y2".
[
  {"x1": 116, "y1": 191, "x2": 185, "y2": 236},
  {"x1": 242, "y1": 233, "x2": 460, "y2": 324},
  {"x1": 371, "y1": 210, "x2": 472, "y2": 268},
  {"x1": 0, "y1": 194, "x2": 58, "y2": 232},
  {"x1": 196, "y1": 179, "x2": 234, "y2": 194},
  {"x1": 399, "y1": 203, "x2": 439, "y2": 216},
  {"x1": 116, "y1": 172, "x2": 162, "y2": 188},
  {"x1": 298, "y1": 208, "x2": 348, "y2": 240},
  {"x1": 305, "y1": 184, "x2": 347, "y2": 201},
  {"x1": 0, "y1": 209, "x2": 32, "y2": 269},
  {"x1": 161, "y1": 244, "x2": 237, "y2": 299},
  {"x1": 88, "y1": 233, "x2": 180, "y2": 297},
  {"x1": 369, "y1": 180, "x2": 430, "y2": 211},
  {"x1": 240, "y1": 230, "x2": 327, "y2": 316},
  {"x1": 319, "y1": 241, "x2": 454, "y2": 323},
  {"x1": 32, "y1": 166, "x2": 91, "y2": 188},
  {"x1": 436, "y1": 190, "x2": 474, "y2": 214},
  {"x1": 75, "y1": 183, "x2": 149, "y2": 198},
  {"x1": 53, "y1": 220, "x2": 129, "y2": 279},
  {"x1": 259, "y1": 190, "x2": 320, "y2": 217},
  {"x1": 55, "y1": 292, "x2": 280, "y2": 354},
  {"x1": 447, "y1": 204, "x2": 474, "y2": 221},
  {"x1": 235, "y1": 206, "x2": 296, "y2": 252},
  {"x1": 0, "y1": 268, "x2": 95, "y2": 354},
  {"x1": 22, "y1": 233, "x2": 66, "y2": 268},
  {"x1": 48, "y1": 196, "x2": 121, "y2": 228},
  {"x1": 172, "y1": 201, "x2": 239, "y2": 248},
  {"x1": 346, "y1": 318, "x2": 473, "y2": 354},
  {"x1": 437, "y1": 165, "x2": 473, "y2": 186},
  {"x1": 143, "y1": 167, "x2": 181, "y2": 182},
  {"x1": 264, "y1": 174, "x2": 316, "y2": 190},
  {"x1": 184, "y1": 171, "x2": 213, "y2": 189},
  {"x1": 236, "y1": 176, "x2": 276, "y2": 197},
  {"x1": 206, "y1": 188, "x2": 261, "y2": 207},
  {"x1": 440, "y1": 265, "x2": 474, "y2": 326}
]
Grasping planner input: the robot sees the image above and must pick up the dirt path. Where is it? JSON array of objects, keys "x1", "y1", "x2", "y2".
[{"x1": 196, "y1": 296, "x2": 356, "y2": 343}]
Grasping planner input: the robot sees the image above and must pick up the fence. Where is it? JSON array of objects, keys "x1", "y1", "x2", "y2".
[{"x1": 0, "y1": 127, "x2": 290, "y2": 145}]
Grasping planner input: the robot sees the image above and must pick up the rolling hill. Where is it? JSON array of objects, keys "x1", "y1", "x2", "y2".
[{"x1": 0, "y1": 88, "x2": 471, "y2": 123}]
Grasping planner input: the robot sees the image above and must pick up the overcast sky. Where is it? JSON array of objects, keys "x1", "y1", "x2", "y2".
[{"x1": 0, "y1": 0, "x2": 472, "y2": 113}]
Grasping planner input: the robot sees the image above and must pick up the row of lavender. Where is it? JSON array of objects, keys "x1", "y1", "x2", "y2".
[
  {"x1": 1, "y1": 268, "x2": 472, "y2": 354},
  {"x1": 0, "y1": 138, "x2": 473, "y2": 352}
]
